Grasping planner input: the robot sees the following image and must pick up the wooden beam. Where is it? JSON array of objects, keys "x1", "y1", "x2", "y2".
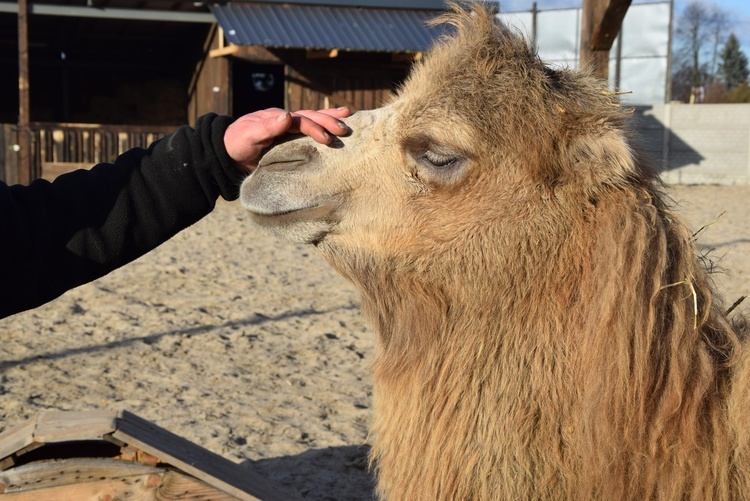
[
  {"x1": 17, "y1": 0, "x2": 31, "y2": 185},
  {"x1": 392, "y1": 52, "x2": 422, "y2": 63},
  {"x1": 579, "y1": 0, "x2": 632, "y2": 79},
  {"x1": 0, "y1": 459, "x2": 234, "y2": 500},
  {"x1": 209, "y1": 44, "x2": 284, "y2": 65},
  {"x1": 590, "y1": 0, "x2": 632, "y2": 51},
  {"x1": 306, "y1": 48, "x2": 339, "y2": 60}
]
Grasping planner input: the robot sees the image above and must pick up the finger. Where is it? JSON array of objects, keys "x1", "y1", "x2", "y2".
[
  {"x1": 291, "y1": 111, "x2": 350, "y2": 142},
  {"x1": 294, "y1": 109, "x2": 349, "y2": 135},
  {"x1": 317, "y1": 106, "x2": 352, "y2": 119},
  {"x1": 289, "y1": 115, "x2": 332, "y2": 144}
]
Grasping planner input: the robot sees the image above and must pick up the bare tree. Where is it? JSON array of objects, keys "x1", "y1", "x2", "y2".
[{"x1": 672, "y1": 0, "x2": 730, "y2": 103}]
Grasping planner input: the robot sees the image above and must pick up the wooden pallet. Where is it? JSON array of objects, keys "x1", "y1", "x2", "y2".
[{"x1": 0, "y1": 410, "x2": 301, "y2": 500}]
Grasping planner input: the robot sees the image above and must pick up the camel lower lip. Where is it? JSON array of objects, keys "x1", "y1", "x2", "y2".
[
  {"x1": 250, "y1": 205, "x2": 319, "y2": 218},
  {"x1": 248, "y1": 200, "x2": 340, "y2": 226}
]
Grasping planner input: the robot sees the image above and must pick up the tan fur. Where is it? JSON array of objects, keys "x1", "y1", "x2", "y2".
[{"x1": 240, "y1": 3, "x2": 750, "y2": 499}]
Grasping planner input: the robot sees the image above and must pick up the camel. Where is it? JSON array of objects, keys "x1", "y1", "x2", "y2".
[{"x1": 240, "y1": 3, "x2": 750, "y2": 499}]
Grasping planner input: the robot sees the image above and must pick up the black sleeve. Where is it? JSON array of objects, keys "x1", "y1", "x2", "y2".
[{"x1": 0, "y1": 113, "x2": 244, "y2": 319}]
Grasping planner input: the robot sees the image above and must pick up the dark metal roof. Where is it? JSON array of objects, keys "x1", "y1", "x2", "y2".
[
  {"x1": 210, "y1": 3, "x2": 448, "y2": 53},
  {"x1": 226, "y1": 0, "x2": 447, "y2": 9}
]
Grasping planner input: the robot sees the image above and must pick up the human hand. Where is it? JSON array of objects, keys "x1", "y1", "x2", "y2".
[{"x1": 224, "y1": 107, "x2": 351, "y2": 173}]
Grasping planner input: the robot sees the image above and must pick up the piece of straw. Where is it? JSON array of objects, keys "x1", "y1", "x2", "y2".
[{"x1": 661, "y1": 279, "x2": 698, "y2": 330}]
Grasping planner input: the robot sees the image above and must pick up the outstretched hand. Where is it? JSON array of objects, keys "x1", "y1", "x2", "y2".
[{"x1": 224, "y1": 107, "x2": 351, "y2": 173}]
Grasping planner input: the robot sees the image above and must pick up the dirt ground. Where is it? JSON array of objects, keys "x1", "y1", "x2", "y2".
[{"x1": 1, "y1": 183, "x2": 748, "y2": 499}]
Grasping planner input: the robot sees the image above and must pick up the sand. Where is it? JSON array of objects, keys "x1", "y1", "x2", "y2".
[{"x1": 1, "y1": 183, "x2": 748, "y2": 499}]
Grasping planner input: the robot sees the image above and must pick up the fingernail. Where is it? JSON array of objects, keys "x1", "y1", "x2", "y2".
[
  {"x1": 337, "y1": 121, "x2": 348, "y2": 130},
  {"x1": 323, "y1": 131, "x2": 332, "y2": 141},
  {"x1": 276, "y1": 111, "x2": 290, "y2": 122}
]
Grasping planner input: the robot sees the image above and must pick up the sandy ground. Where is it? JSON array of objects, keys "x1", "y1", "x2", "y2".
[{"x1": 1, "y1": 184, "x2": 749, "y2": 499}]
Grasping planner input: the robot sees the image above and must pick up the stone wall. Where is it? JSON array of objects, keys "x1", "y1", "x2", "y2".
[{"x1": 633, "y1": 104, "x2": 750, "y2": 185}]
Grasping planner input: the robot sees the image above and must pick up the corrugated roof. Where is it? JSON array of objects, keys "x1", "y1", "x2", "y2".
[{"x1": 210, "y1": 3, "x2": 448, "y2": 53}]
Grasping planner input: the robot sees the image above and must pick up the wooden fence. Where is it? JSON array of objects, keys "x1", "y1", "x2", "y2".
[{"x1": 1, "y1": 123, "x2": 178, "y2": 184}]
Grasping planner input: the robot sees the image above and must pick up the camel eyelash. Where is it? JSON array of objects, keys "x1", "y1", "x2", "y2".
[{"x1": 420, "y1": 151, "x2": 459, "y2": 169}]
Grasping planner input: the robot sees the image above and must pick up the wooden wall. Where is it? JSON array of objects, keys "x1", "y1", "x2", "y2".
[
  {"x1": 188, "y1": 25, "x2": 231, "y2": 126},
  {"x1": 285, "y1": 59, "x2": 410, "y2": 112},
  {"x1": 189, "y1": 27, "x2": 412, "y2": 120}
]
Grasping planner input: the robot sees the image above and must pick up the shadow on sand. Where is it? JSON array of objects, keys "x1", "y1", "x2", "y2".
[{"x1": 245, "y1": 444, "x2": 376, "y2": 500}]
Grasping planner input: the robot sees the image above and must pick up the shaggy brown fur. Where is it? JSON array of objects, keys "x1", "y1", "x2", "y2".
[{"x1": 240, "y1": 3, "x2": 750, "y2": 499}]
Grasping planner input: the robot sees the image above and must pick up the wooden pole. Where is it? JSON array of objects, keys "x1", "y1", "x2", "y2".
[
  {"x1": 580, "y1": 0, "x2": 632, "y2": 80},
  {"x1": 18, "y1": 0, "x2": 31, "y2": 185},
  {"x1": 580, "y1": 0, "x2": 610, "y2": 79}
]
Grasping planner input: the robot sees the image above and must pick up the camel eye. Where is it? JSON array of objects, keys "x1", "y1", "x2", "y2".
[{"x1": 420, "y1": 151, "x2": 459, "y2": 169}]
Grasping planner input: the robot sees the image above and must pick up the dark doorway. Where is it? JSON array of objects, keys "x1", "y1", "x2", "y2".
[{"x1": 232, "y1": 60, "x2": 285, "y2": 116}]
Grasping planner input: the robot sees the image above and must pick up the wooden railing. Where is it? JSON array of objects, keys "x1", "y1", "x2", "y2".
[
  {"x1": 32, "y1": 122, "x2": 179, "y2": 181},
  {"x1": 1, "y1": 123, "x2": 179, "y2": 184}
]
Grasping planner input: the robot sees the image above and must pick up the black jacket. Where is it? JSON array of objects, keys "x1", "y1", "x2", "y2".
[{"x1": 0, "y1": 113, "x2": 243, "y2": 319}]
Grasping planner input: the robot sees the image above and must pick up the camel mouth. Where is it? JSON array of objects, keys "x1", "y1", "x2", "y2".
[
  {"x1": 251, "y1": 202, "x2": 332, "y2": 221},
  {"x1": 241, "y1": 133, "x2": 346, "y2": 244},
  {"x1": 248, "y1": 202, "x2": 326, "y2": 219},
  {"x1": 246, "y1": 197, "x2": 342, "y2": 245}
]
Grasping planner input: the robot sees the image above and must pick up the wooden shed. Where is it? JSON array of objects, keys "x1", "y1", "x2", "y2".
[
  {"x1": 192, "y1": 0, "x2": 450, "y2": 120},
  {"x1": 0, "y1": 410, "x2": 300, "y2": 500}
]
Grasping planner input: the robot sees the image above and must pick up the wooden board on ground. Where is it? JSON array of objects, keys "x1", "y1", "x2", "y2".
[{"x1": 0, "y1": 410, "x2": 302, "y2": 501}]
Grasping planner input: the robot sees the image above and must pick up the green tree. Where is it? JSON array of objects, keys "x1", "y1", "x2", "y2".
[{"x1": 717, "y1": 33, "x2": 749, "y2": 90}]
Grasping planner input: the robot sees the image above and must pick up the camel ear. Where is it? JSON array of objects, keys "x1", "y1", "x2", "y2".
[{"x1": 559, "y1": 130, "x2": 638, "y2": 188}]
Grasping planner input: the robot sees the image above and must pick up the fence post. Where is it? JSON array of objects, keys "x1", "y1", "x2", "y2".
[{"x1": 17, "y1": 0, "x2": 32, "y2": 185}]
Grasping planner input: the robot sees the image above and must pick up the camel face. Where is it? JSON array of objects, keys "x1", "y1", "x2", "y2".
[
  {"x1": 240, "y1": 100, "x2": 498, "y2": 275},
  {"x1": 240, "y1": 107, "x2": 398, "y2": 247}
]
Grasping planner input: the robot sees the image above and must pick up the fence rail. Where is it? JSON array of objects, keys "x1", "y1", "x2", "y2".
[{"x1": 1, "y1": 122, "x2": 178, "y2": 184}]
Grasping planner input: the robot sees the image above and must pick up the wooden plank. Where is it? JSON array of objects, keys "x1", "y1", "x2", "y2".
[
  {"x1": 51, "y1": 129, "x2": 63, "y2": 164},
  {"x1": 209, "y1": 44, "x2": 283, "y2": 65},
  {"x1": 0, "y1": 459, "x2": 237, "y2": 501},
  {"x1": 111, "y1": 410, "x2": 301, "y2": 501},
  {"x1": 306, "y1": 49, "x2": 338, "y2": 60},
  {"x1": 210, "y1": 44, "x2": 240, "y2": 58},
  {"x1": 0, "y1": 410, "x2": 117, "y2": 470},
  {"x1": 0, "y1": 457, "x2": 163, "y2": 492},
  {"x1": 33, "y1": 410, "x2": 118, "y2": 444},
  {"x1": 0, "y1": 419, "x2": 38, "y2": 471},
  {"x1": 118, "y1": 132, "x2": 128, "y2": 156},
  {"x1": 391, "y1": 52, "x2": 422, "y2": 63},
  {"x1": 30, "y1": 122, "x2": 177, "y2": 134}
]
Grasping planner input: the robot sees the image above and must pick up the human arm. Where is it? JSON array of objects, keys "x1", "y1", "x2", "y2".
[{"x1": 0, "y1": 108, "x2": 349, "y2": 319}]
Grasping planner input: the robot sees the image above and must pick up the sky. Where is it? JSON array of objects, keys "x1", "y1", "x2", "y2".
[{"x1": 496, "y1": 0, "x2": 750, "y2": 57}]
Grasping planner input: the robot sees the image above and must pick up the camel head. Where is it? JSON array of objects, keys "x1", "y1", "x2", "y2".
[{"x1": 240, "y1": 2, "x2": 645, "y2": 306}]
